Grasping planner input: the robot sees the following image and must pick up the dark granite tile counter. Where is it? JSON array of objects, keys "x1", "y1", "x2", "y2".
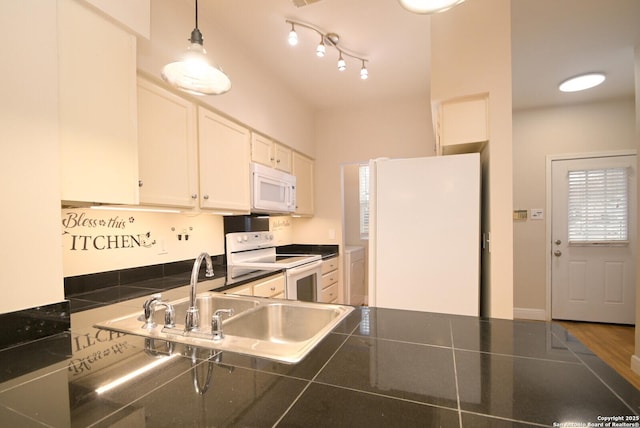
[
  {"x1": 0, "y1": 303, "x2": 638, "y2": 427},
  {"x1": 277, "y1": 244, "x2": 339, "y2": 259},
  {"x1": 65, "y1": 260, "x2": 284, "y2": 314}
]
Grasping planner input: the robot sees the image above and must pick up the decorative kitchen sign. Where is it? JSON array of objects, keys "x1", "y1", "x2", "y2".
[
  {"x1": 62, "y1": 211, "x2": 156, "y2": 251},
  {"x1": 62, "y1": 208, "x2": 224, "y2": 277},
  {"x1": 269, "y1": 215, "x2": 293, "y2": 246}
]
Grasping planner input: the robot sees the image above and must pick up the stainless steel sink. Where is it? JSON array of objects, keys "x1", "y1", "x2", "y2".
[
  {"x1": 224, "y1": 302, "x2": 343, "y2": 342},
  {"x1": 94, "y1": 292, "x2": 354, "y2": 364},
  {"x1": 150, "y1": 292, "x2": 260, "y2": 326}
]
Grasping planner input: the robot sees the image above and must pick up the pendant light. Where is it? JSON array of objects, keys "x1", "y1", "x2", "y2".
[
  {"x1": 161, "y1": 0, "x2": 231, "y2": 96},
  {"x1": 398, "y1": 0, "x2": 465, "y2": 14}
]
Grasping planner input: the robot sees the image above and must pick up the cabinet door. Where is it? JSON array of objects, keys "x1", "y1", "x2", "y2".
[
  {"x1": 250, "y1": 133, "x2": 273, "y2": 167},
  {"x1": 273, "y1": 144, "x2": 292, "y2": 173},
  {"x1": 137, "y1": 78, "x2": 198, "y2": 208},
  {"x1": 438, "y1": 95, "x2": 488, "y2": 155},
  {"x1": 58, "y1": 0, "x2": 138, "y2": 204},
  {"x1": 198, "y1": 108, "x2": 251, "y2": 212},
  {"x1": 253, "y1": 275, "x2": 285, "y2": 298},
  {"x1": 292, "y1": 152, "x2": 314, "y2": 215},
  {"x1": 225, "y1": 284, "x2": 253, "y2": 296}
]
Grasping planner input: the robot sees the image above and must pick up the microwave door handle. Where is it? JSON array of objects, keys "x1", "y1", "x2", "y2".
[{"x1": 288, "y1": 185, "x2": 293, "y2": 208}]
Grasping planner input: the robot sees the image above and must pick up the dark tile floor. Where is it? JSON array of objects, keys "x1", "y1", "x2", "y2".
[{"x1": 0, "y1": 300, "x2": 638, "y2": 427}]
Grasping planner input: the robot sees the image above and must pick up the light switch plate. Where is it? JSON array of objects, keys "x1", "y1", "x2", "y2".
[{"x1": 530, "y1": 209, "x2": 544, "y2": 220}]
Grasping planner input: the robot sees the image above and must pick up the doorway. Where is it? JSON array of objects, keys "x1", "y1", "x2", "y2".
[{"x1": 550, "y1": 153, "x2": 636, "y2": 324}]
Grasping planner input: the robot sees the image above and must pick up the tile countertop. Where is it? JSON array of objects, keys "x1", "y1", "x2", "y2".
[
  {"x1": 1, "y1": 290, "x2": 639, "y2": 427},
  {"x1": 66, "y1": 244, "x2": 339, "y2": 314}
]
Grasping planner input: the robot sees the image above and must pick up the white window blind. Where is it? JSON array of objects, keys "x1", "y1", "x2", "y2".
[
  {"x1": 567, "y1": 167, "x2": 629, "y2": 243},
  {"x1": 359, "y1": 164, "x2": 370, "y2": 239}
]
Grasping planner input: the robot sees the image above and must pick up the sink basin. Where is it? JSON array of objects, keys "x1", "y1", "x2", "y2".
[
  {"x1": 224, "y1": 302, "x2": 342, "y2": 342},
  {"x1": 94, "y1": 292, "x2": 354, "y2": 364}
]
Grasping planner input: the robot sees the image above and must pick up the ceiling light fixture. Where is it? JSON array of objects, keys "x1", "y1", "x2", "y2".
[
  {"x1": 161, "y1": 0, "x2": 231, "y2": 96},
  {"x1": 398, "y1": 0, "x2": 465, "y2": 14},
  {"x1": 285, "y1": 19, "x2": 369, "y2": 80},
  {"x1": 288, "y1": 22, "x2": 298, "y2": 46},
  {"x1": 558, "y1": 73, "x2": 606, "y2": 92}
]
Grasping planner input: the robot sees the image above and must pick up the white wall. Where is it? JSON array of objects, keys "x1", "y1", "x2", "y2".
[
  {"x1": 0, "y1": 1, "x2": 64, "y2": 313},
  {"x1": 430, "y1": 0, "x2": 513, "y2": 319},
  {"x1": 513, "y1": 98, "x2": 636, "y2": 317},
  {"x1": 292, "y1": 95, "x2": 435, "y2": 245},
  {"x1": 136, "y1": 0, "x2": 315, "y2": 157}
]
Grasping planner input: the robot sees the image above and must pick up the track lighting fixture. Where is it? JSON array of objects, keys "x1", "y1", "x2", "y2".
[
  {"x1": 285, "y1": 19, "x2": 368, "y2": 80},
  {"x1": 162, "y1": 0, "x2": 231, "y2": 95},
  {"x1": 288, "y1": 22, "x2": 298, "y2": 46},
  {"x1": 316, "y1": 35, "x2": 326, "y2": 57}
]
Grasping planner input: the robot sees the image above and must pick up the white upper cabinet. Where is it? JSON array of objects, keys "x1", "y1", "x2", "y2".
[
  {"x1": 137, "y1": 78, "x2": 198, "y2": 208},
  {"x1": 198, "y1": 107, "x2": 251, "y2": 212},
  {"x1": 292, "y1": 152, "x2": 314, "y2": 216},
  {"x1": 251, "y1": 133, "x2": 292, "y2": 173},
  {"x1": 58, "y1": 0, "x2": 138, "y2": 204},
  {"x1": 437, "y1": 94, "x2": 489, "y2": 155}
]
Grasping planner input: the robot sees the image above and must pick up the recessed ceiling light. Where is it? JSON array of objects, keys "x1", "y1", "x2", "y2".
[{"x1": 558, "y1": 73, "x2": 605, "y2": 93}]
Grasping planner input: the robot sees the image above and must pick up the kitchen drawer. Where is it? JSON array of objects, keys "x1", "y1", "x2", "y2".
[
  {"x1": 322, "y1": 270, "x2": 339, "y2": 289},
  {"x1": 321, "y1": 257, "x2": 338, "y2": 275},
  {"x1": 224, "y1": 284, "x2": 252, "y2": 296},
  {"x1": 321, "y1": 283, "x2": 338, "y2": 303},
  {"x1": 253, "y1": 275, "x2": 285, "y2": 298}
]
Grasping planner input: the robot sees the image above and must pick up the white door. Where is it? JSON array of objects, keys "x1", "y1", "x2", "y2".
[{"x1": 551, "y1": 155, "x2": 636, "y2": 324}]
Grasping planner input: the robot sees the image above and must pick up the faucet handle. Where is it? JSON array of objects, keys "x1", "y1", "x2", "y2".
[
  {"x1": 142, "y1": 294, "x2": 163, "y2": 327},
  {"x1": 211, "y1": 309, "x2": 235, "y2": 341}
]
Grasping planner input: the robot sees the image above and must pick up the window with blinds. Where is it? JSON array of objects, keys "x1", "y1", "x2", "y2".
[
  {"x1": 567, "y1": 167, "x2": 629, "y2": 243},
  {"x1": 359, "y1": 164, "x2": 369, "y2": 239}
]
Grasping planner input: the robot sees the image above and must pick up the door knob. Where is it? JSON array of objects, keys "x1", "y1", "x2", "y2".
[
  {"x1": 554, "y1": 250, "x2": 562, "y2": 257},
  {"x1": 554, "y1": 239, "x2": 561, "y2": 245}
]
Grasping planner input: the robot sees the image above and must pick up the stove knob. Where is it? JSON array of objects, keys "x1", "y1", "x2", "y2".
[
  {"x1": 242, "y1": 235, "x2": 248, "y2": 242},
  {"x1": 236, "y1": 236, "x2": 242, "y2": 243},
  {"x1": 268, "y1": 234, "x2": 274, "y2": 240}
]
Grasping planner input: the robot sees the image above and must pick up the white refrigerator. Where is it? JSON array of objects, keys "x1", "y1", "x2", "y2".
[{"x1": 367, "y1": 153, "x2": 481, "y2": 316}]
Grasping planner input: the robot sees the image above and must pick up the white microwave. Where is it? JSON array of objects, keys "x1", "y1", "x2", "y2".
[{"x1": 250, "y1": 163, "x2": 296, "y2": 214}]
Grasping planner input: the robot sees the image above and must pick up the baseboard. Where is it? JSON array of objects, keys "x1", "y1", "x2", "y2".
[
  {"x1": 513, "y1": 307, "x2": 547, "y2": 321},
  {"x1": 631, "y1": 354, "x2": 640, "y2": 376}
]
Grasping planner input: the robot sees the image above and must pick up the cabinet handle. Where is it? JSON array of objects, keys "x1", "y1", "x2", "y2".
[
  {"x1": 138, "y1": 180, "x2": 143, "y2": 187},
  {"x1": 276, "y1": 159, "x2": 281, "y2": 163},
  {"x1": 191, "y1": 194, "x2": 198, "y2": 199},
  {"x1": 270, "y1": 286, "x2": 276, "y2": 291},
  {"x1": 203, "y1": 195, "x2": 209, "y2": 200}
]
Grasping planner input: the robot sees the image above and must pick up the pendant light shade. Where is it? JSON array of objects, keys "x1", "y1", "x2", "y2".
[
  {"x1": 398, "y1": 0, "x2": 465, "y2": 14},
  {"x1": 161, "y1": 0, "x2": 231, "y2": 95}
]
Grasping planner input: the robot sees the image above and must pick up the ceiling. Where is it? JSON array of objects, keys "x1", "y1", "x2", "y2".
[{"x1": 200, "y1": 0, "x2": 640, "y2": 111}]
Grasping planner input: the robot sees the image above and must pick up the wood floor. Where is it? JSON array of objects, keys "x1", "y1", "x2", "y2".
[{"x1": 557, "y1": 320, "x2": 640, "y2": 390}]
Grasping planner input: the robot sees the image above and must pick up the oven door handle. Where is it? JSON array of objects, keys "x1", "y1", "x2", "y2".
[{"x1": 287, "y1": 260, "x2": 323, "y2": 275}]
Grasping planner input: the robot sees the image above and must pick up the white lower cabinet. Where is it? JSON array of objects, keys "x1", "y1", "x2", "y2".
[
  {"x1": 224, "y1": 273, "x2": 285, "y2": 299},
  {"x1": 320, "y1": 257, "x2": 339, "y2": 303}
]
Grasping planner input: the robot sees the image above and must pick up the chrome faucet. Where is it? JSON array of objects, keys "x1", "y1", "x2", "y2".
[
  {"x1": 211, "y1": 309, "x2": 234, "y2": 341},
  {"x1": 185, "y1": 252, "x2": 215, "y2": 331}
]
